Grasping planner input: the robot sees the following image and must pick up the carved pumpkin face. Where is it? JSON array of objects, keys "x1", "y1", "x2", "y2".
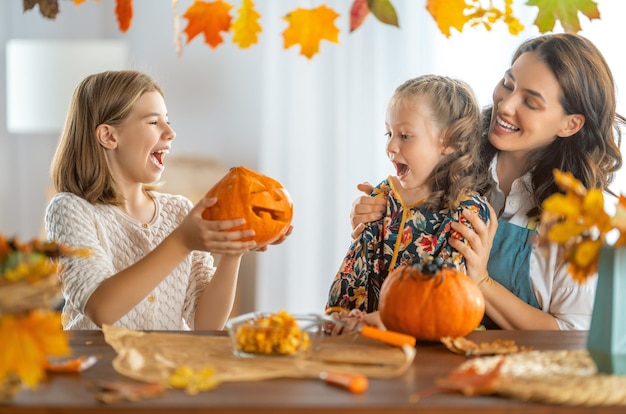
[
  {"x1": 378, "y1": 259, "x2": 485, "y2": 342},
  {"x1": 201, "y1": 166, "x2": 293, "y2": 247}
]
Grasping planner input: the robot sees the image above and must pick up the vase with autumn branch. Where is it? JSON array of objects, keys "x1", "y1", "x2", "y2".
[
  {"x1": 0, "y1": 235, "x2": 89, "y2": 402},
  {"x1": 540, "y1": 170, "x2": 626, "y2": 375}
]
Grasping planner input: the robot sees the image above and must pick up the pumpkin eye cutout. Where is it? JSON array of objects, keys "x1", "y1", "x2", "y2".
[{"x1": 202, "y1": 166, "x2": 294, "y2": 247}]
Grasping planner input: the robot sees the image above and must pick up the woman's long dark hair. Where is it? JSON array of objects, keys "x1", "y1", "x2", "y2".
[{"x1": 481, "y1": 33, "x2": 624, "y2": 218}]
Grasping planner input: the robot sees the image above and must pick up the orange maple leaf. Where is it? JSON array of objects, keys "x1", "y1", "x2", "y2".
[
  {"x1": 283, "y1": 5, "x2": 340, "y2": 59},
  {"x1": 426, "y1": 0, "x2": 471, "y2": 37},
  {"x1": 232, "y1": 0, "x2": 262, "y2": 48},
  {"x1": 183, "y1": 0, "x2": 233, "y2": 49},
  {"x1": 115, "y1": 0, "x2": 133, "y2": 32}
]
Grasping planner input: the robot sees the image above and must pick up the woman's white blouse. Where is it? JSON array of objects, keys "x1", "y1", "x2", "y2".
[{"x1": 489, "y1": 155, "x2": 597, "y2": 330}]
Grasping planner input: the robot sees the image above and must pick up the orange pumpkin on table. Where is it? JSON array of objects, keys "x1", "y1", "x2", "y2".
[
  {"x1": 201, "y1": 166, "x2": 293, "y2": 248},
  {"x1": 378, "y1": 257, "x2": 485, "y2": 342}
]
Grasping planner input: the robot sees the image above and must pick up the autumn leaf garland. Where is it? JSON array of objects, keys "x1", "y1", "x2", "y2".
[{"x1": 24, "y1": 0, "x2": 602, "y2": 59}]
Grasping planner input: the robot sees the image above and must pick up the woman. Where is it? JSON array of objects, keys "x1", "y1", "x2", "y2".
[{"x1": 350, "y1": 33, "x2": 623, "y2": 330}]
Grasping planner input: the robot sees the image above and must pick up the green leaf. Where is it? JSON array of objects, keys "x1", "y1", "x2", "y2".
[
  {"x1": 526, "y1": 0, "x2": 600, "y2": 33},
  {"x1": 366, "y1": 0, "x2": 399, "y2": 27}
]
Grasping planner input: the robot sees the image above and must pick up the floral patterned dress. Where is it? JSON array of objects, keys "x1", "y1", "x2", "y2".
[{"x1": 326, "y1": 177, "x2": 490, "y2": 313}]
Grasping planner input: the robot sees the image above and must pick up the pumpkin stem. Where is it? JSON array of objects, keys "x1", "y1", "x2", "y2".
[{"x1": 407, "y1": 257, "x2": 451, "y2": 285}]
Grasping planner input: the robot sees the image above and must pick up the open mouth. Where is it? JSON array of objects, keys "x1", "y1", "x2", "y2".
[
  {"x1": 394, "y1": 162, "x2": 410, "y2": 178},
  {"x1": 496, "y1": 116, "x2": 520, "y2": 132},
  {"x1": 151, "y1": 149, "x2": 168, "y2": 167}
]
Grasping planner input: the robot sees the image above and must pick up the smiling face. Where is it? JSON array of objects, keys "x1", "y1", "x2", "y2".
[
  {"x1": 489, "y1": 51, "x2": 584, "y2": 161},
  {"x1": 385, "y1": 95, "x2": 453, "y2": 204},
  {"x1": 97, "y1": 91, "x2": 176, "y2": 190}
]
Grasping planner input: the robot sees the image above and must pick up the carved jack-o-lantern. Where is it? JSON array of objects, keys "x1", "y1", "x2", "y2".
[{"x1": 201, "y1": 166, "x2": 293, "y2": 247}]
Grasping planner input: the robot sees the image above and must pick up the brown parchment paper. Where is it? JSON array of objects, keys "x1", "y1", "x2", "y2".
[{"x1": 102, "y1": 325, "x2": 415, "y2": 385}]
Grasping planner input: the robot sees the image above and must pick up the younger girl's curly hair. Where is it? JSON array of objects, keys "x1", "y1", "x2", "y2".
[{"x1": 388, "y1": 74, "x2": 490, "y2": 211}]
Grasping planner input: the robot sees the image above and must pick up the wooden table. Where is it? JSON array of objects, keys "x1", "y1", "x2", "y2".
[{"x1": 2, "y1": 329, "x2": 623, "y2": 413}]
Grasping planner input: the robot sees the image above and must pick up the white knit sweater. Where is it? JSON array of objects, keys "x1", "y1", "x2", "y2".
[{"x1": 45, "y1": 191, "x2": 215, "y2": 330}]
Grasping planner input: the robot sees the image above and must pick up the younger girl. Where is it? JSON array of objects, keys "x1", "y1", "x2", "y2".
[
  {"x1": 46, "y1": 70, "x2": 262, "y2": 331},
  {"x1": 325, "y1": 74, "x2": 491, "y2": 333}
]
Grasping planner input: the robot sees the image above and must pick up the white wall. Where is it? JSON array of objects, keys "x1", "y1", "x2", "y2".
[{"x1": 2, "y1": 1, "x2": 626, "y2": 314}]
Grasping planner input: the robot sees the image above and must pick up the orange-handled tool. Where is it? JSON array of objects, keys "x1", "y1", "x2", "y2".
[
  {"x1": 359, "y1": 325, "x2": 416, "y2": 348},
  {"x1": 318, "y1": 371, "x2": 368, "y2": 394},
  {"x1": 319, "y1": 314, "x2": 416, "y2": 348}
]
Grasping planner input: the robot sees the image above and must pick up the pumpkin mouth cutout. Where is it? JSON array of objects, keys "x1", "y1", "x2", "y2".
[{"x1": 252, "y1": 206, "x2": 289, "y2": 222}]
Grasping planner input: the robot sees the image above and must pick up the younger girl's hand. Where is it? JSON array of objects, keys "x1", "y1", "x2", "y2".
[
  {"x1": 179, "y1": 197, "x2": 257, "y2": 255},
  {"x1": 322, "y1": 309, "x2": 379, "y2": 336},
  {"x1": 449, "y1": 203, "x2": 498, "y2": 283},
  {"x1": 350, "y1": 182, "x2": 386, "y2": 239}
]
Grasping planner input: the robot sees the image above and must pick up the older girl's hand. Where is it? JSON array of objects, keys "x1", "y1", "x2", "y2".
[
  {"x1": 350, "y1": 182, "x2": 386, "y2": 239},
  {"x1": 179, "y1": 197, "x2": 257, "y2": 255},
  {"x1": 448, "y1": 203, "x2": 498, "y2": 283}
]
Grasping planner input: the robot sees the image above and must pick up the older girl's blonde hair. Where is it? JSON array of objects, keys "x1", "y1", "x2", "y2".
[
  {"x1": 388, "y1": 74, "x2": 489, "y2": 211},
  {"x1": 50, "y1": 70, "x2": 164, "y2": 205}
]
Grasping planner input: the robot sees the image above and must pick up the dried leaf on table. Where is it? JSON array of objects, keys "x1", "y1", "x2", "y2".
[
  {"x1": 232, "y1": 0, "x2": 262, "y2": 48},
  {"x1": 89, "y1": 381, "x2": 164, "y2": 404},
  {"x1": 183, "y1": 0, "x2": 233, "y2": 49},
  {"x1": 438, "y1": 359, "x2": 504, "y2": 396},
  {"x1": 410, "y1": 359, "x2": 504, "y2": 402},
  {"x1": 441, "y1": 336, "x2": 531, "y2": 356},
  {"x1": 282, "y1": 5, "x2": 340, "y2": 59},
  {"x1": 23, "y1": 0, "x2": 59, "y2": 19},
  {"x1": 527, "y1": 0, "x2": 600, "y2": 33},
  {"x1": 115, "y1": 0, "x2": 133, "y2": 32}
]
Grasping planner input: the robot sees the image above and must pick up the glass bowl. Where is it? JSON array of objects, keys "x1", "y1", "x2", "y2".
[{"x1": 225, "y1": 311, "x2": 324, "y2": 358}]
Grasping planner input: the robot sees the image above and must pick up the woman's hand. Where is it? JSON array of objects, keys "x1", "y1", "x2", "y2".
[
  {"x1": 178, "y1": 197, "x2": 257, "y2": 255},
  {"x1": 350, "y1": 182, "x2": 386, "y2": 239},
  {"x1": 448, "y1": 203, "x2": 498, "y2": 283}
]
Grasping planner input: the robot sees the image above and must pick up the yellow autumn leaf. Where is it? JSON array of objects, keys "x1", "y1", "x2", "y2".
[
  {"x1": 542, "y1": 192, "x2": 583, "y2": 220},
  {"x1": 232, "y1": 0, "x2": 261, "y2": 48},
  {"x1": 582, "y1": 188, "x2": 611, "y2": 231},
  {"x1": 0, "y1": 311, "x2": 69, "y2": 388},
  {"x1": 553, "y1": 169, "x2": 588, "y2": 196},
  {"x1": 426, "y1": 0, "x2": 470, "y2": 37},
  {"x1": 283, "y1": 5, "x2": 340, "y2": 59},
  {"x1": 569, "y1": 238, "x2": 602, "y2": 282},
  {"x1": 611, "y1": 195, "x2": 626, "y2": 243},
  {"x1": 548, "y1": 222, "x2": 587, "y2": 244}
]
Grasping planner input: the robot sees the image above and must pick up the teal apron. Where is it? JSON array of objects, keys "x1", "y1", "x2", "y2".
[{"x1": 483, "y1": 220, "x2": 541, "y2": 329}]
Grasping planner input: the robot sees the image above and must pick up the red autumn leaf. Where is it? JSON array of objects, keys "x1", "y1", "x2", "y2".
[
  {"x1": 350, "y1": 0, "x2": 369, "y2": 32},
  {"x1": 283, "y1": 5, "x2": 340, "y2": 59},
  {"x1": 183, "y1": 0, "x2": 233, "y2": 49},
  {"x1": 23, "y1": 0, "x2": 59, "y2": 19},
  {"x1": 437, "y1": 358, "x2": 504, "y2": 396},
  {"x1": 115, "y1": 0, "x2": 133, "y2": 32},
  {"x1": 527, "y1": 0, "x2": 600, "y2": 33}
]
